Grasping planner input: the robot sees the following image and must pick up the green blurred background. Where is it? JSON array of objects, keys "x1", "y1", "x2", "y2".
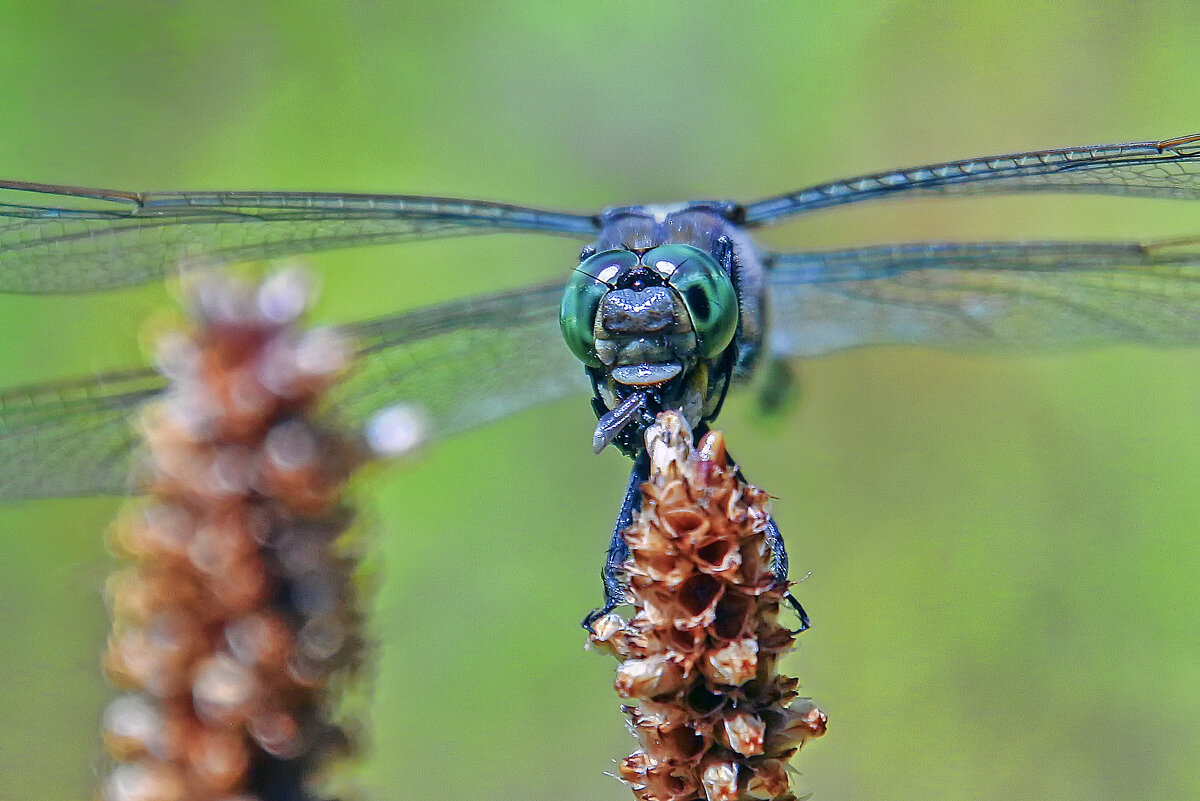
[{"x1": 1, "y1": 2, "x2": 1198, "y2": 799}]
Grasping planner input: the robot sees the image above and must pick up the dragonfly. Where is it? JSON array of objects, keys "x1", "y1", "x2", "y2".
[{"x1": 6, "y1": 132, "x2": 1200, "y2": 627}]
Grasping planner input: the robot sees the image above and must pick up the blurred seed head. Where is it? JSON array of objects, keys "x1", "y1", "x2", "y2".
[{"x1": 102, "y1": 267, "x2": 369, "y2": 801}]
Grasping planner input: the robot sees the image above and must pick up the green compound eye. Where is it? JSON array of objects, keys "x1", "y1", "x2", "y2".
[
  {"x1": 560, "y1": 249, "x2": 639, "y2": 367},
  {"x1": 648, "y1": 244, "x2": 739, "y2": 358}
]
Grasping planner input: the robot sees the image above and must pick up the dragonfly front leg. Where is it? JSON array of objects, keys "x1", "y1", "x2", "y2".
[{"x1": 582, "y1": 450, "x2": 650, "y2": 630}]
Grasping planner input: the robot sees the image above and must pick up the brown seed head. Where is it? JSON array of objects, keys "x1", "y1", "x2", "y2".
[{"x1": 590, "y1": 411, "x2": 825, "y2": 801}]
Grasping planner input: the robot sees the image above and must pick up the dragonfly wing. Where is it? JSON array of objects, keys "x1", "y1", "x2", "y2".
[
  {"x1": 0, "y1": 280, "x2": 587, "y2": 499},
  {"x1": 333, "y1": 279, "x2": 588, "y2": 444},
  {"x1": 0, "y1": 369, "x2": 162, "y2": 499},
  {"x1": 765, "y1": 239, "x2": 1200, "y2": 356},
  {"x1": 743, "y1": 134, "x2": 1200, "y2": 223},
  {"x1": 0, "y1": 182, "x2": 599, "y2": 293}
]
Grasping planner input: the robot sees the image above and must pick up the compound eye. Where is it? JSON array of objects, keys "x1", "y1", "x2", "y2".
[
  {"x1": 560, "y1": 250, "x2": 637, "y2": 367},
  {"x1": 650, "y1": 244, "x2": 739, "y2": 358}
]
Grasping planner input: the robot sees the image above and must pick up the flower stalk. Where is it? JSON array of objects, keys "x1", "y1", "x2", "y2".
[{"x1": 591, "y1": 411, "x2": 826, "y2": 801}]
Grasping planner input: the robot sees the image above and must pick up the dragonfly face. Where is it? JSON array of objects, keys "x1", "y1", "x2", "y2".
[{"x1": 561, "y1": 206, "x2": 752, "y2": 457}]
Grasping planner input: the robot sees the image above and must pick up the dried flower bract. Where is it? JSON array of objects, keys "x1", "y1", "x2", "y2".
[{"x1": 590, "y1": 411, "x2": 825, "y2": 801}]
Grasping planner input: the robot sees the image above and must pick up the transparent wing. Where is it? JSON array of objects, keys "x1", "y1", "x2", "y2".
[
  {"x1": 765, "y1": 238, "x2": 1200, "y2": 356},
  {"x1": 742, "y1": 134, "x2": 1200, "y2": 223},
  {"x1": 333, "y1": 279, "x2": 586, "y2": 447},
  {"x1": 0, "y1": 280, "x2": 587, "y2": 500},
  {"x1": 0, "y1": 181, "x2": 599, "y2": 293},
  {"x1": 0, "y1": 369, "x2": 161, "y2": 498}
]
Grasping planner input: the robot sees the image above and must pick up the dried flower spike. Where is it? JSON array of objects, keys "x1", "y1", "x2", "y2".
[
  {"x1": 100, "y1": 268, "x2": 367, "y2": 801},
  {"x1": 591, "y1": 411, "x2": 825, "y2": 801}
]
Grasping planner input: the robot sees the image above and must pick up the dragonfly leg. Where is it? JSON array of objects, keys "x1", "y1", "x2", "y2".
[
  {"x1": 582, "y1": 451, "x2": 649, "y2": 630},
  {"x1": 761, "y1": 512, "x2": 810, "y2": 632},
  {"x1": 727, "y1": 454, "x2": 811, "y2": 633}
]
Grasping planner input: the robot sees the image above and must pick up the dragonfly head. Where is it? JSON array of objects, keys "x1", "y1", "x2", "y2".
[
  {"x1": 561, "y1": 244, "x2": 738, "y2": 382},
  {"x1": 561, "y1": 244, "x2": 740, "y2": 456}
]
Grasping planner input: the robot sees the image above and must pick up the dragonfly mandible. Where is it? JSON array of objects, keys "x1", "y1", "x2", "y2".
[{"x1": 5, "y1": 132, "x2": 1200, "y2": 625}]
